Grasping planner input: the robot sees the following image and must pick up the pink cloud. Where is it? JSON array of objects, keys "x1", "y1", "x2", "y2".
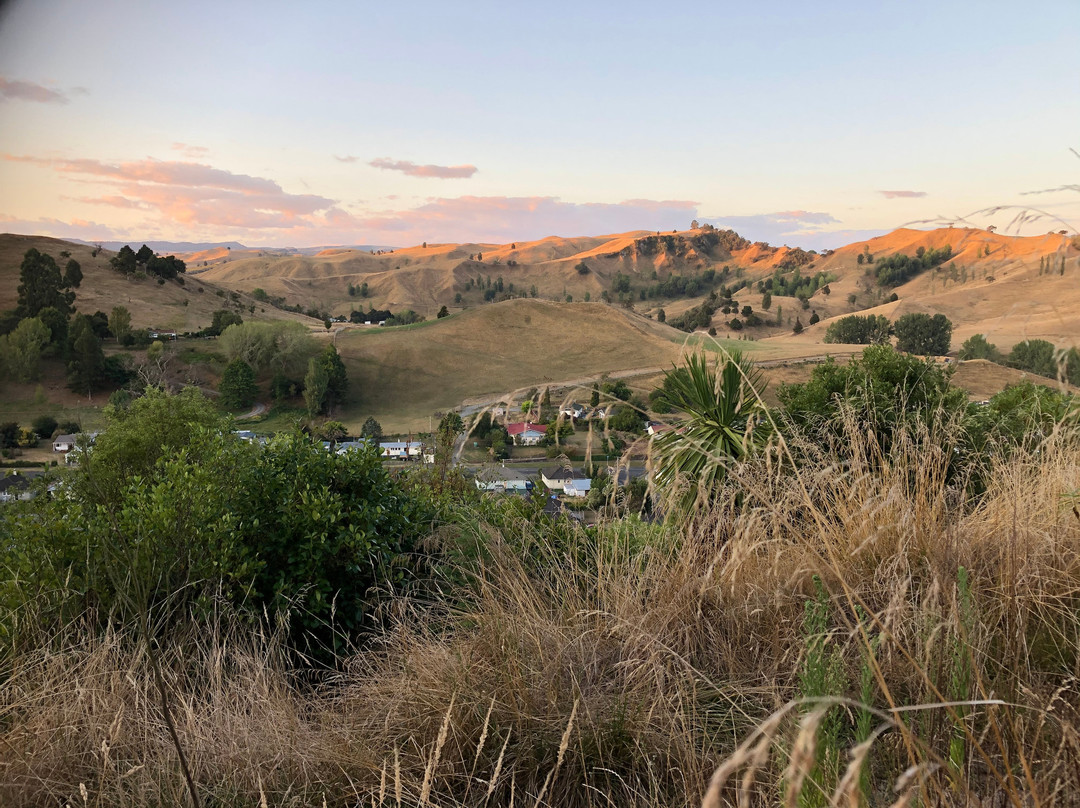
[
  {"x1": 369, "y1": 157, "x2": 478, "y2": 179},
  {"x1": 6, "y1": 153, "x2": 339, "y2": 230},
  {"x1": 335, "y1": 155, "x2": 359, "y2": 163},
  {"x1": 349, "y1": 195, "x2": 697, "y2": 242},
  {"x1": 170, "y1": 142, "x2": 209, "y2": 158},
  {"x1": 879, "y1": 190, "x2": 927, "y2": 199},
  {"x1": 0, "y1": 77, "x2": 78, "y2": 104},
  {"x1": 0, "y1": 213, "x2": 123, "y2": 241}
]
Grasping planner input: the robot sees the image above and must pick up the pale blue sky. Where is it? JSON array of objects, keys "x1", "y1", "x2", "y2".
[{"x1": 1, "y1": 0, "x2": 1077, "y2": 248}]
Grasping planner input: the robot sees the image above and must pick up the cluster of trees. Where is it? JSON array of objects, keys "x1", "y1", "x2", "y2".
[
  {"x1": 824, "y1": 312, "x2": 953, "y2": 355},
  {"x1": 757, "y1": 267, "x2": 834, "y2": 301},
  {"x1": 960, "y1": 334, "x2": 1080, "y2": 385},
  {"x1": 872, "y1": 246, "x2": 953, "y2": 287},
  {"x1": 0, "y1": 249, "x2": 132, "y2": 393},
  {"x1": 251, "y1": 288, "x2": 329, "y2": 321},
  {"x1": 347, "y1": 307, "x2": 424, "y2": 326},
  {"x1": 347, "y1": 282, "x2": 370, "y2": 297},
  {"x1": 110, "y1": 244, "x2": 187, "y2": 280}
]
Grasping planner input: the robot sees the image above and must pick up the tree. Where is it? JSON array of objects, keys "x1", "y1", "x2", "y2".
[
  {"x1": 17, "y1": 248, "x2": 75, "y2": 318},
  {"x1": 109, "y1": 306, "x2": 132, "y2": 344},
  {"x1": 437, "y1": 305, "x2": 449, "y2": 318},
  {"x1": 318, "y1": 345, "x2": 348, "y2": 413},
  {"x1": 809, "y1": 311, "x2": 820, "y2": 325},
  {"x1": 67, "y1": 315, "x2": 107, "y2": 396},
  {"x1": 360, "y1": 416, "x2": 384, "y2": 442},
  {"x1": 135, "y1": 244, "x2": 155, "y2": 265},
  {"x1": 893, "y1": 312, "x2": 952, "y2": 356},
  {"x1": 778, "y1": 345, "x2": 969, "y2": 461},
  {"x1": 650, "y1": 351, "x2": 770, "y2": 517},
  {"x1": 1007, "y1": 339, "x2": 1057, "y2": 378},
  {"x1": 63, "y1": 259, "x2": 83, "y2": 288},
  {"x1": 209, "y1": 309, "x2": 243, "y2": 336},
  {"x1": 318, "y1": 420, "x2": 348, "y2": 448},
  {"x1": 0, "y1": 317, "x2": 50, "y2": 381},
  {"x1": 761, "y1": 291, "x2": 772, "y2": 311},
  {"x1": 958, "y1": 333, "x2": 1001, "y2": 362},
  {"x1": 32, "y1": 414, "x2": 58, "y2": 438},
  {"x1": 304, "y1": 356, "x2": 329, "y2": 417},
  {"x1": 656, "y1": 308, "x2": 666, "y2": 323},
  {"x1": 110, "y1": 245, "x2": 137, "y2": 274},
  {"x1": 219, "y1": 359, "x2": 258, "y2": 410},
  {"x1": 792, "y1": 318, "x2": 803, "y2": 334},
  {"x1": 824, "y1": 314, "x2": 892, "y2": 345}
]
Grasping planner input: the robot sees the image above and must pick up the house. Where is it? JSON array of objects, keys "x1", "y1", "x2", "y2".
[
  {"x1": 559, "y1": 402, "x2": 586, "y2": 420},
  {"x1": 334, "y1": 439, "x2": 375, "y2": 454},
  {"x1": 0, "y1": 472, "x2": 42, "y2": 503},
  {"x1": 148, "y1": 329, "x2": 178, "y2": 341},
  {"x1": 474, "y1": 465, "x2": 534, "y2": 493},
  {"x1": 541, "y1": 466, "x2": 575, "y2": 491},
  {"x1": 506, "y1": 422, "x2": 547, "y2": 446},
  {"x1": 52, "y1": 433, "x2": 79, "y2": 452},
  {"x1": 378, "y1": 440, "x2": 424, "y2": 460},
  {"x1": 646, "y1": 421, "x2": 673, "y2": 437},
  {"x1": 563, "y1": 477, "x2": 593, "y2": 498},
  {"x1": 52, "y1": 432, "x2": 98, "y2": 454}
]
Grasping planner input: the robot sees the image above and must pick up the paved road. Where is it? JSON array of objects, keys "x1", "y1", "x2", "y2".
[{"x1": 237, "y1": 402, "x2": 268, "y2": 419}]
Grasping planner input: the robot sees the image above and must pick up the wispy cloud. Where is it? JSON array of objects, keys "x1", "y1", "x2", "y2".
[
  {"x1": 170, "y1": 142, "x2": 209, "y2": 158},
  {"x1": 349, "y1": 195, "x2": 696, "y2": 242},
  {"x1": 369, "y1": 157, "x2": 478, "y2": 179},
  {"x1": 701, "y1": 210, "x2": 888, "y2": 251},
  {"x1": 0, "y1": 213, "x2": 122, "y2": 241},
  {"x1": 334, "y1": 155, "x2": 359, "y2": 163},
  {"x1": 0, "y1": 77, "x2": 84, "y2": 104},
  {"x1": 879, "y1": 190, "x2": 927, "y2": 199},
  {"x1": 5, "y1": 154, "x2": 339, "y2": 230}
]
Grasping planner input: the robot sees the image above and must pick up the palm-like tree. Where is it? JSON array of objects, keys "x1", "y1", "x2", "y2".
[{"x1": 650, "y1": 349, "x2": 770, "y2": 517}]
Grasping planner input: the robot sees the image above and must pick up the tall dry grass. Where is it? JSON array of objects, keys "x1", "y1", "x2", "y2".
[{"x1": 2, "y1": 415, "x2": 1079, "y2": 806}]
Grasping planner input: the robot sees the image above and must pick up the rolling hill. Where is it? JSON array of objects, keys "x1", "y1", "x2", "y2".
[
  {"x1": 189, "y1": 225, "x2": 1079, "y2": 352},
  {"x1": 0, "y1": 234, "x2": 319, "y2": 334}
]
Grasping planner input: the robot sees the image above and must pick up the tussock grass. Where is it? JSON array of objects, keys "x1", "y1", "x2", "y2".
[{"x1": 3, "y1": 416, "x2": 1080, "y2": 806}]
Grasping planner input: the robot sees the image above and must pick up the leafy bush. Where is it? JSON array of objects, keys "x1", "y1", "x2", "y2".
[{"x1": 823, "y1": 314, "x2": 892, "y2": 345}]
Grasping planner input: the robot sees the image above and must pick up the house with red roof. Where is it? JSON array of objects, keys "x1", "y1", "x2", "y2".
[{"x1": 505, "y1": 422, "x2": 547, "y2": 446}]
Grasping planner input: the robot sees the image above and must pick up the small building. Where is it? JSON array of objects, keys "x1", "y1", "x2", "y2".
[
  {"x1": 563, "y1": 477, "x2": 593, "y2": 498},
  {"x1": 559, "y1": 403, "x2": 586, "y2": 420},
  {"x1": 52, "y1": 434, "x2": 79, "y2": 452},
  {"x1": 541, "y1": 466, "x2": 575, "y2": 491},
  {"x1": 506, "y1": 422, "x2": 547, "y2": 446},
  {"x1": 379, "y1": 440, "x2": 424, "y2": 460},
  {"x1": 474, "y1": 465, "x2": 534, "y2": 493},
  {"x1": 646, "y1": 422, "x2": 673, "y2": 437}
]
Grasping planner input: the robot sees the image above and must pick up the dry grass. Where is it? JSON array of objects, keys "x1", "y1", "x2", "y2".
[{"x1": 2, "y1": 414, "x2": 1080, "y2": 806}]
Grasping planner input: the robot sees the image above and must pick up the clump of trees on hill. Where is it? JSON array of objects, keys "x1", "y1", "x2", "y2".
[
  {"x1": 110, "y1": 244, "x2": 187, "y2": 280},
  {"x1": 872, "y1": 245, "x2": 953, "y2": 286},
  {"x1": 0, "y1": 248, "x2": 131, "y2": 393},
  {"x1": 757, "y1": 267, "x2": 835, "y2": 301},
  {"x1": 961, "y1": 334, "x2": 1080, "y2": 385},
  {"x1": 824, "y1": 312, "x2": 954, "y2": 355}
]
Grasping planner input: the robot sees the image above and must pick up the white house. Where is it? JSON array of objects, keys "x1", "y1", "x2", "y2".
[
  {"x1": 563, "y1": 478, "x2": 593, "y2": 498},
  {"x1": 559, "y1": 403, "x2": 586, "y2": 420},
  {"x1": 541, "y1": 467, "x2": 575, "y2": 491},
  {"x1": 506, "y1": 422, "x2": 547, "y2": 446},
  {"x1": 379, "y1": 440, "x2": 424, "y2": 460},
  {"x1": 52, "y1": 434, "x2": 79, "y2": 452},
  {"x1": 474, "y1": 465, "x2": 534, "y2": 493}
]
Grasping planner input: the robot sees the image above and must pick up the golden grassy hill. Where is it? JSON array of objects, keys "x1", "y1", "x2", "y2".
[
  {"x1": 192, "y1": 225, "x2": 1078, "y2": 354},
  {"x1": 0, "y1": 234, "x2": 318, "y2": 333}
]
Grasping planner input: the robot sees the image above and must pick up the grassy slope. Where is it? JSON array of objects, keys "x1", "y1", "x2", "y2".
[
  {"x1": 333, "y1": 299, "x2": 693, "y2": 432},
  {"x1": 194, "y1": 226, "x2": 1080, "y2": 353},
  {"x1": 0, "y1": 234, "x2": 317, "y2": 333}
]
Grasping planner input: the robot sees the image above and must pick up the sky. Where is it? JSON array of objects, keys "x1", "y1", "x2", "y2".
[{"x1": 1, "y1": 0, "x2": 1077, "y2": 250}]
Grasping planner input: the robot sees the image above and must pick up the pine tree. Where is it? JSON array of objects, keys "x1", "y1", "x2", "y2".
[
  {"x1": 219, "y1": 359, "x2": 258, "y2": 409},
  {"x1": 793, "y1": 318, "x2": 804, "y2": 334},
  {"x1": 67, "y1": 315, "x2": 106, "y2": 396}
]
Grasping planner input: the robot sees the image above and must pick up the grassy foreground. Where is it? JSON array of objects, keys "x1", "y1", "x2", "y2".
[{"x1": 2, "y1": 419, "x2": 1080, "y2": 806}]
